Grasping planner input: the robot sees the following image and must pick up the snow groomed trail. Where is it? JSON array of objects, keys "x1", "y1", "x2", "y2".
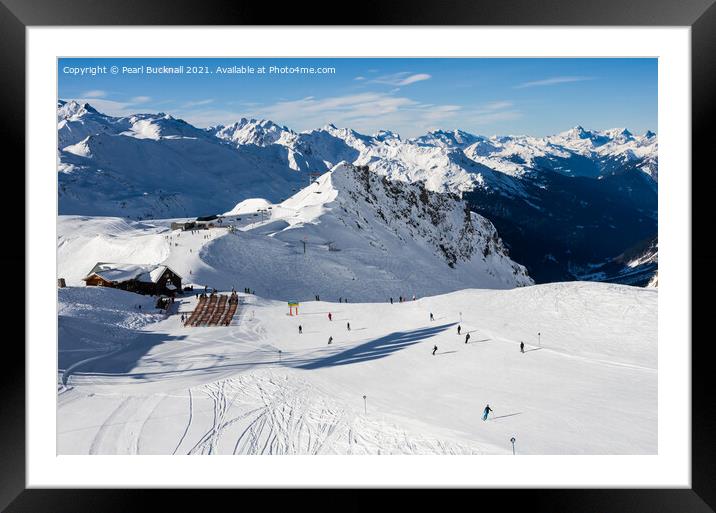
[{"x1": 57, "y1": 281, "x2": 657, "y2": 455}]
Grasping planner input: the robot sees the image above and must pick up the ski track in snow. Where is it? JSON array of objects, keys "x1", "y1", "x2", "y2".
[{"x1": 56, "y1": 220, "x2": 656, "y2": 455}]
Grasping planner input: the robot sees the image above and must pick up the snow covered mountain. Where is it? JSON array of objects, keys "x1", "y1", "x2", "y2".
[
  {"x1": 57, "y1": 101, "x2": 306, "y2": 219},
  {"x1": 215, "y1": 162, "x2": 532, "y2": 295},
  {"x1": 573, "y1": 236, "x2": 658, "y2": 287},
  {"x1": 208, "y1": 118, "x2": 294, "y2": 147},
  {"x1": 57, "y1": 162, "x2": 531, "y2": 303},
  {"x1": 56, "y1": 100, "x2": 657, "y2": 285},
  {"x1": 57, "y1": 100, "x2": 657, "y2": 217},
  {"x1": 208, "y1": 117, "x2": 657, "y2": 186}
]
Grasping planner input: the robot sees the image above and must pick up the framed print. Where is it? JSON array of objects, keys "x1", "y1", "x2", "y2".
[{"x1": 5, "y1": 0, "x2": 715, "y2": 510}]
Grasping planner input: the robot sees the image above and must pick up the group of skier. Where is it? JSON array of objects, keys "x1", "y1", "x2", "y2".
[
  {"x1": 283, "y1": 290, "x2": 534, "y2": 428},
  {"x1": 302, "y1": 312, "x2": 353, "y2": 345},
  {"x1": 390, "y1": 295, "x2": 418, "y2": 304},
  {"x1": 292, "y1": 301, "x2": 508, "y2": 426}
]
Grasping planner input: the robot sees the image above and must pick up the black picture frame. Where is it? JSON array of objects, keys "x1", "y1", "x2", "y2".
[{"x1": 4, "y1": 0, "x2": 713, "y2": 510}]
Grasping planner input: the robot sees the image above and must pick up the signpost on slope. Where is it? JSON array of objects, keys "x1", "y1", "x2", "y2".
[
  {"x1": 363, "y1": 395, "x2": 367, "y2": 415},
  {"x1": 538, "y1": 332, "x2": 541, "y2": 347},
  {"x1": 510, "y1": 437, "x2": 516, "y2": 455},
  {"x1": 288, "y1": 301, "x2": 299, "y2": 316}
]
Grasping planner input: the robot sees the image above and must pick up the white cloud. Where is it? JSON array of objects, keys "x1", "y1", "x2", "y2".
[
  {"x1": 354, "y1": 76, "x2": 366, "y2": 81},
  {"x1": 483, "y1": 101, "x2": 514, "y2": 111},
  {"x1": 71, "y1": 96, "x2": 168, "y2": 118},
  {"x1": 174, "y1": 91, "x2": 463, "y2": 137},
  {"x1": 181, "y1": 98, "x2": 215, "y2": 108},
  {"x1": 371, "y1": 72, "x2": 432, "y2": 87},
  {"x1": 514, "y1": 76, "x2": 593, "y2": 89},
  {"x1": 70, "y1": 90, "x2": 522, "y2": 138},
  {"x1": 73, "y1": 98, "x2": 138, "y2": 117},
  {"x1": 81, "y1": 90, "x2": 107, "y2": 98}
]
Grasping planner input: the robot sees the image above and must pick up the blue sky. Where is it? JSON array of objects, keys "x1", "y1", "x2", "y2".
[{"x1": 58, "y1": 58, "x2": 657, "y2": 138}]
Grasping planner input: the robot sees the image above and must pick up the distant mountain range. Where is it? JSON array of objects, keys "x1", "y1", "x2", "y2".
[{"x1": 57, "y1": 100, "x2": 657, "y2": 286}]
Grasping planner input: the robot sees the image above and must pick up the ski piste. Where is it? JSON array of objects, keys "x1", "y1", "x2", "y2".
[
  {"x1": 57, "y1": 228, "x2": 656, "y2": 455},
  {"x1": 55, "y1": 99, "x2": 657, "y2": 455}
]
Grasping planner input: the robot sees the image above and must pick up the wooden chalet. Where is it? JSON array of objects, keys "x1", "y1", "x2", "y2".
[{"x1": 82, "y1": 262, "x2": 182, "y2": 296}]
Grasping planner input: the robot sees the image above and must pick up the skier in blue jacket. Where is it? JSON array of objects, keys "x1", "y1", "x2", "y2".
[{"x1": 482, "y1": 404, "x2": 493, "y2": 421}]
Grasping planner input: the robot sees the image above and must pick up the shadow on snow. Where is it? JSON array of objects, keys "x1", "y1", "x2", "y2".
[
  {"x1": 58, "y1": 315, "x2": 187, "y2": 382},
  {"x1": 296, "y1": 322, "x2": 455, "y2": 370}
]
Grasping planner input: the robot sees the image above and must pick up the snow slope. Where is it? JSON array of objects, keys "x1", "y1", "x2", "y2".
[
  {"x1": 57, "y1": 216, "x2": 170, "y2": 285},
  {"x1": 57, "y1": 281, "x2": 656, "y2": 455},
  {"x1": 57, "y1": 162, "x2": 532, "y2": 300}
]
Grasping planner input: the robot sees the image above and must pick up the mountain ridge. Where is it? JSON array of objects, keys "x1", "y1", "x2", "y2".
[{"x1": 56, "y1": 100, "x2": 657, "y2": 286}]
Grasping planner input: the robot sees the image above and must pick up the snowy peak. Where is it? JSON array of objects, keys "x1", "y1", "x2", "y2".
[
  {"x1": 373, "y1": 129, "x2": 401, "y2": 143},
  {"x1": 57, "y1": 100, "x2": 129, "y2": 149},
  {"x1": 411, "y1": 129, "x2": 481, "y2": 148},
  {"x1": 602, "y1": 127, "x2": 634, "y2": 141},
  {"x1": 211, "y1": 118, "x2": 294, "y2": 147},
  {"x1": 57, "y1": 100, "x2": 100, "y2": 121},
  {"x1": 281, "y1": 162, "x2": 531, "y2": 283},
  {"x1": 316, "y1": 124, "x2": 372, "y2": 145},
  {"x1": 122, "y1": 113, "x2": 208, "y2": 141},
  {"x1": 561, "y1": 125, "x2": 592, "y2": 140}
]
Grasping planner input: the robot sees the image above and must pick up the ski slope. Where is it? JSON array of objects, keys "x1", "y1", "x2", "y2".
[
  {"x1": 57, "y1": 163, "x2": 531, "y2": 302},
  {"x1": 57, "y1": 281, "x2": 656, "y2": 455}
]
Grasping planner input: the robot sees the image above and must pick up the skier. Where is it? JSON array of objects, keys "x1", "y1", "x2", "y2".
[
  {"x1": 328, "y1": 312, "x2": 332, "y2": 321},
  {"x1": 457, "y1": 325, "x2": 461, "y2": 335},
  {"x1": 328, "y1": 336, "x2": 333, "y2": 345},
  {"x1": 390, "y1": 297, "x2": 393, "y2": 304},
  {"x1": 432, "y1": 345, "x2": 438, "y2": 356},
  {"x1": 347, "y1": 322, "x2": 351, "y2": 331},
  {"x1": 482, "y1": 404, "x2": 493, "y2": 421},
  {"x1": 430, "y1": 312, "x2": 434, "y2": 321},
  {"x1": 465, "y1": 333, "x2": 471, "y2": 344},
  {"x1": 299, "y1": 325, "x2": 303, "y2": 334},
  {"x1": 520, "y1": 341, "x2": 524, "y2": 353},
  {"x1": 339, "y1": 297, "x2": 342, "y2": 303}
]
